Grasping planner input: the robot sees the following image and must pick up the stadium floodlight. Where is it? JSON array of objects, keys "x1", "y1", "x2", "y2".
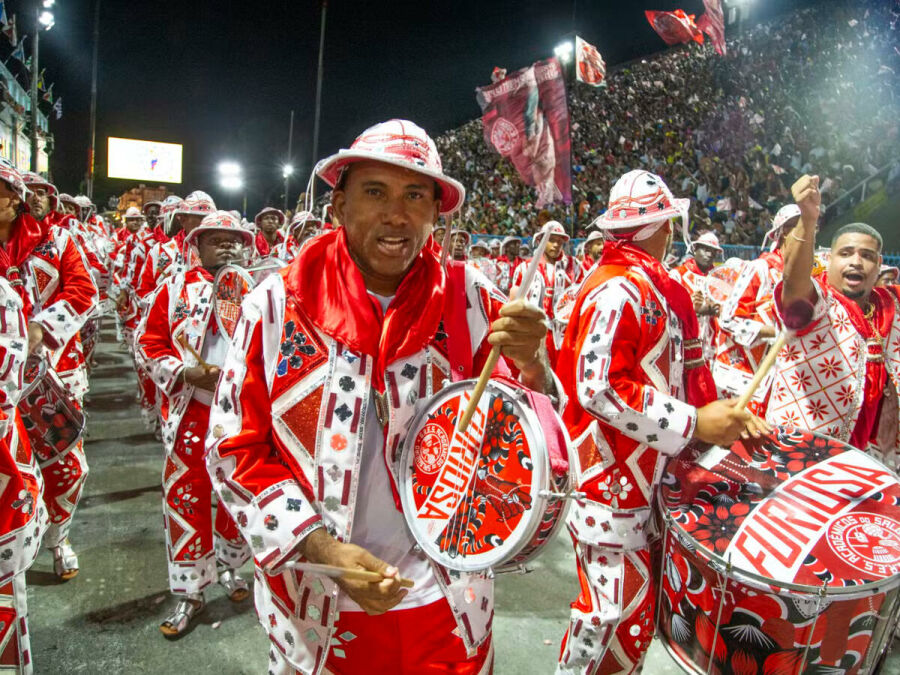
[
  {"x1": 218, "y1": 161, "x2": 242, "y2": 177},
  {"x1": 554, "y1": 40, "x2": 574, "y2": 63},
  {"x1": 42, "y1": 0, "x2": 55, "y2": 7},
  {"x1": 38, "y1": 10, "x2": 54, "y2": 29},
  {"x1": 220, "y1": 175, "x2": 244, "y2": 191},
  {"x1": 282, "y1": 164, "x2": 294, "y2": 179}
]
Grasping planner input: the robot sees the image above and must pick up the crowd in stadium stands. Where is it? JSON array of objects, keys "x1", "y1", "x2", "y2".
[{"x1": 435, "y1": 1, "x2": 900, "y2": 244}]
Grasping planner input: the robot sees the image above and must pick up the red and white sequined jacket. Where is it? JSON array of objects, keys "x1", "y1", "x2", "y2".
[
  {"x1": 22, "y1": 225, "x2": 98, "y2": 398},
  {"x1": 0, "y1": 278, "x2": 47, "y2": 582},
  {"x1": 206, "y1": 231, "x2": 513, "y2": 674},
  {"x1": 135, "y1": 234, "x2": 187, "y2": 307},
  {"x1": 557, "y1": 243, "x2": 714, "y2": 551},
  {"x1": 671, "y1": 257, "x2": 719, "y2": 361},
  {"x1": 768, "y1": 279, "x2": 900, "y2": 469},
  {"x1": 134, "y1": 267, "x2": 216, "y2": 453}
]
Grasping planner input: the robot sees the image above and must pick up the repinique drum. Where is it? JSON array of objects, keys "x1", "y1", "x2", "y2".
[
  {"x1": 657, "y1": 426, "x2": 900, "y2": 675},
  {"x1": 399, "y1": 377, "x2": 571, "y2": 573},
  {"x1": 213, "y1": 260, "x2": 285, "y2": 338},
  {"x1": 19, "y1": 359, "x2": 85, "y2": 462}
]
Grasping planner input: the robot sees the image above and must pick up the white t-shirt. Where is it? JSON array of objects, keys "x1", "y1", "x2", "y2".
[{"x1": 336, "y1": 292, "x2": 442, "y2": 612}]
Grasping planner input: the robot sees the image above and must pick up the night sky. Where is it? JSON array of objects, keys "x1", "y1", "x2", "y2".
[{"x1": 28, "y1": 0, "x2": 816, "y2": 212}]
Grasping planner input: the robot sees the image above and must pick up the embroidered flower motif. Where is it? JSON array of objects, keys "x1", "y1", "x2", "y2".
[
  {"x1": 330, "y1": 434, "x2": 348, "y2": 452},
  {"x1": 817, "y1": 355, "x2": 842, "y2": 380}
]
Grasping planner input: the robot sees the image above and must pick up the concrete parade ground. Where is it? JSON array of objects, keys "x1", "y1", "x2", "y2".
[{"x1": 25, "y1": 325, "x2": 900, "y2": 674}]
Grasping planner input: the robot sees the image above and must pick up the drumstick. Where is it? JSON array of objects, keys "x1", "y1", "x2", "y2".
[
  {"x1": 439, "y1": 215, "x2": 453, "y2": 269},
  {"x1": 734, "y1": 332, "x2": 787, "y2": 411},
  {"x1": 176, "y1": 333, "x2": 213, "y2": 372},
  {"x1": 287, "y1": 562, "x2": 415, "y2": 588},
  {"x1": 456, "y1": 225, "x2": 552, "y2": 433}
]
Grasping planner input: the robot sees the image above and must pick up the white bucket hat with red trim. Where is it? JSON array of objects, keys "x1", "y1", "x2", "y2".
[
  {"x1": 254, "y1": 207, "x2": 286, "y2": 228},
  {"x1": 288, "y1": 210, "x2": 321, "y2": 232},
  {"x1": 693, "y1": 231, "x2": 723, "y2": 252},
  {"x1": 450, "y1": 229, "x2": 471, "y2": 245},
  {"x1": 174, "y1": 190, "x2": 216, "y2": 218},
  {"x1": 124, "y1": 206, "x2": 144, "y2": 219},
  {"x1": 0, "y1": 160, "x2": 30, "y2": 202},
  {"x1": 142, "y1": 200, "x2": 162, "y2": 215},
  {"x1": 159, "y1": 195, "x2": 183, "y2": 234},
  {"x1": 762, "y1": 203, "x2": 801, "y2": 250},
  {"x1": 316, "y1": 119, "x2": 465, "y2": 215},
  {"x1": 184, "y1": 210, "x2": 255, "y2": 253},
  {"x1": 533, "y1": 220, "x2": 570, "y2": 243},
  {"x1": 21, "y1": 170, "x2": 58, "y2": 210},
  {"x1": 470, "y1": 238, "x2": 490, "y2": 253},
  {"x1": 594, "y1": 170, "x2": 689, "y2": 238}
]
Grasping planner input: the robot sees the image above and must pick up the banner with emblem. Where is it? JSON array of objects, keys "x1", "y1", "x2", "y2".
[
  {"x1": 475, "y1": 57, "x2": 572, "y2": 208},
  {"x1": 696, "y1": 0, "x2": 726, "y2": 55},
  {"x1": 575, "y1": 36, "x2": 606, "y2": 87},
  {"x1": 644, "y1": 9, "x2": 704, "y2": 46}
]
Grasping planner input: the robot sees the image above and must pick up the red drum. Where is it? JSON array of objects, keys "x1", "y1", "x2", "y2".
[
  {"x1": 213, "y1": 261, "x2": 285, "y2": 338},
  {"x1": 705, "y1": 258, "x2": 745, "y2": 305},
  {"x1": 400, "y1": 377, "x2": 570, "y2": 573},
  {"x1": 658, "y1": 426, "x2": 900, "y2": 675},
  {"x1": 19, "y1": 359, "x2": 86, "y2": 463}
]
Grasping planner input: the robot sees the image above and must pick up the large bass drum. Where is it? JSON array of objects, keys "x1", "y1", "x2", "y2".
[
  {"x1": 19, "y1": 358, "x2": 86, "y2": 462},
  {"x1": 399, "y1": 377, "x2": 571, "y2": 573},
  {"x1": 657, "y1": 426, "x2": 900, "y2": 675}
]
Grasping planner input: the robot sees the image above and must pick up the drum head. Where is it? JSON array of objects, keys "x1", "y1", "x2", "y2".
[
  {"x1": 706, "y1": 258, "x2": 745, "y2": 305},
  {"x1": 662, "y1": 426, "x2": 900, "y2": 594},
  {"x1": 213, "y1": 264, "x2": 255, "y2": 339},
  {"x1": 399, "y1": 379, "x2": 548, "y2": 572}
]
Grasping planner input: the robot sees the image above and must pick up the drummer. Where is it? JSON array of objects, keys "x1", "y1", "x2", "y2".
[
  {"x1": 671, "y1": 231, "x2": 723, "y2": 361},
  {"x1": 774, "y1": 175, "x2": 900, "y2": 468},
  {"x1": 206, "y1": 119, "x2": 554, "y2": 674},
  {"x1": 555, "y1": 170, "x2": 769, "y2": 674},
  {"x1": 253, "y1": 206, "x2": 287, "y2": 258},
  {"x1": 135, "y1": 210, "x2": 252, "y2": 637}
]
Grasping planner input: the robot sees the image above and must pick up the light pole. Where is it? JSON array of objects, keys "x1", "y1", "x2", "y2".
[
  {"x1": 31, "y1": 0, "x2": 55, "y2": 173},
  {"x1": 282, "y1": 164, "x2": 294, "y2": 212},
  {"x1": 218, "y1": 161, "x2": 244, "y2": 214},
  {"x1": 87, "y1": 0, "x2": 100, "y2": 198},
  {"x1": 311, "y1": 0, "x2": 327, "y2": 171}
]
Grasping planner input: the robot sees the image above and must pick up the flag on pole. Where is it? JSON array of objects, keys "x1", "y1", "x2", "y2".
[
  {"x1": 2, "y1": 13, "x2": 16, "y2": 47},
  {"x1": 476, "y1": 57, "x2": 573, "y2": 208},
  {"x1": 9, "y1": 37, "x2": 25, "y2": 65},
  {"x1": 575, "y1": 36, "x2": 606, "y2": 87},
  {"x1": 52, "y1": 97, "x2": 62, "y2": 120},
  {"x1": 41, "y1": 83, "x2": 53, "y2": 103},
  {"x1": 37, "y1": 68, "x2": 45, "y2": 91},
  {"x1": 645, "y1": 9, "x2": 704, "y2": 46},
  {"x1": 696, "y1": 0, "x2": 726, "y2": 55}
]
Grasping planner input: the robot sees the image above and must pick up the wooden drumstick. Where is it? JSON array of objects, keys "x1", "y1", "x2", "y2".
[
  {"x1": 287, "y1": 562, "x2": 415, "y2": 588},
  {"x1": 734, "y1": 332, "x2": 787, "y2": 411},
  {"x1": 176, "y1": 333, "x2": 213, "y2": 372},
  {"x1": 456, "y1": 225, "x2": 552, "y2": 433}
]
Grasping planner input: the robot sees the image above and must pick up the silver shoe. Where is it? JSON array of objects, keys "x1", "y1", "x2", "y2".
[
  {"x1": 159, "y1": 594, "x2": 205, "y2": 637},
  {"x1": 51, "y1": 539, "x2": 79, "y2": 580},
  {"x1": 218, "y1": 568, "x2": 250, "y2": 602}
]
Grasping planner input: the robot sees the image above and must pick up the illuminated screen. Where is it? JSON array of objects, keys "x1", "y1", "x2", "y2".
[{"x1": 107, "y1": 137, "x2": 183, "y2": 183}]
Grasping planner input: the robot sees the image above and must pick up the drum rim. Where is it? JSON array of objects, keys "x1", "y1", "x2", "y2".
[{"x1": 399, "y1": 378, "x2": 550, "y2": 573}]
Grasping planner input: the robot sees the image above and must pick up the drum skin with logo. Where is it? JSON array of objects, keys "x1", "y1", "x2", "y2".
[
  {"x1": 399, "y1": 378, "x2": 570, "y2": 573},
  {"x1": 658, "y1": 426, "x2": 900, "y2": 675},
  {"x1": 19, "y1": 359, "x2": 86, "y2": 462}
]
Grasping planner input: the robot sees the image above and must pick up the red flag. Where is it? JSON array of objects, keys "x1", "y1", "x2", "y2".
[
  {"x1": 696, "y1": 0, "x2": 726, "y2": 55},
  {"x1": 476, "y1": 58, "x2": 572, "y2": 208},
  {"x1": 645, "y1": 9, "x2": 704, "y2": 46},
  {"x1": 575, "y1": 36, "x2": 606, "y2": 87}
]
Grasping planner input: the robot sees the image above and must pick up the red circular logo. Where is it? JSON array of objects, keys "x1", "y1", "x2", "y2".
[
  {"x1": 827, "y1": 512, "x2": 900, "y2": 577},
  {"x1": 490, "y1": 118, "x2": 519, "y2": 156},
  {"x1": 414, "y1": 422, "x2": 450, "y2": 474}
]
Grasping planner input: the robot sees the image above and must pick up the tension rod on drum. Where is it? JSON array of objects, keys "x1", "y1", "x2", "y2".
[
  {"x1": 537, "y1": 489, "x2": 585, "y2": 501},
  {"x1": 706, "y1": 555, "x2": 733, "y2": 675},
  {"x1": 799, "y1": 581, "x2": 828, "y2": 674}
]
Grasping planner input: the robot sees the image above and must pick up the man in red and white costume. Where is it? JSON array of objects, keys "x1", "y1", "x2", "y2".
[
  {"x1": 449, "y1": 228, "x2": 470, "y2": 261},
  {"x1": 556, "y1": 170, "x2": 766, "y2": 674},
  {"x1": 579, "y1": 230, "x2": 605, "y2": 279},
  {"x1": 494, "y1": 236, "x2": 523, "y2": 295},
  {"x1": 774, "y1": 176, "x2": 900, "y2": 469},
  {"x1": 0, "y1": 270, "x2": 48, "y2": 673},
  {"x1": 136, "y1": 210, "x2": 252, "y2": 636},
  {"x1": 671, "y1": 231, "x2": 723, "y2": 361},
  {"x1": 0, "y1": 162, "x2": 97, "y2": 581},
  {"x1": 271, "y1": 211, "x2": 321, "y2": 262},
  {"x1": 206, "y1": 119, "x2": 555, "y2": 674},
  {"x1": 712, "y1": 205, "x2": 799, "y2": 412},
  {"x1": 254, "y1": 207, "x2": 287, "y2": 258},
  {"x1": 512, "y1": 221, "x2": 572, "y2": 365},
  {"x1": 467, "y1": 238, "x2": 498, "y2": 286}
]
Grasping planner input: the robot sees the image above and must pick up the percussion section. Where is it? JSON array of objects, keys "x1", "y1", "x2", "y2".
[{"x1": 657, "y1": 425, "x2": 900, "y2": 674}]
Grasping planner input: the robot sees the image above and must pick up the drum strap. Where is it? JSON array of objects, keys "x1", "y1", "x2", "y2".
[{"x1": 445, "y1": 261, "x2": 473, "y2": 383}]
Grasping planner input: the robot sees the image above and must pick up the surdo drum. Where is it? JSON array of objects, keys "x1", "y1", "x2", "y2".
[
  {"x1": 400, "y1": 377, "x2": 571, "y2": 573},
  {"x1": 657, "y1": 426, "x2": 900, "y2": 675}
]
